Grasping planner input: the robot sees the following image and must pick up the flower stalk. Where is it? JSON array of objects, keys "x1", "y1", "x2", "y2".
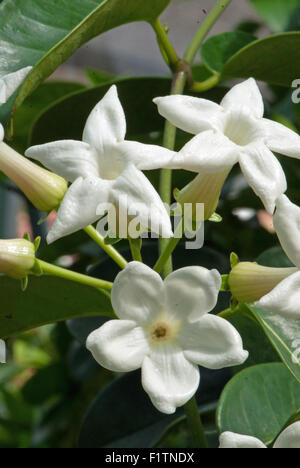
[{"x1": 184, "y1": 397, "x2": 208, "y2": 448}]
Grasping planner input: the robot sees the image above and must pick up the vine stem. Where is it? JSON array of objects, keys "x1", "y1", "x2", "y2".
[
  {"x1": 129, "y1": 238, "x2": 143, "y2": 262},
  {"x1": 150, "y1": 19, "x2": 179, "y2": 70},
  {"x1": 154, "y1": 219, "x2": 183, "y2": 274},
  {"x1": 37, "y1": 259, "x2": 113, "y2": 291},
  {"x1": 84, "y1": 225, "x2": 127, "y2": 270},
  {"x1": 190, "y1": 73, "x2": 221, "y2": 92},
  {"x1": 184, "y1": 0, "x2": 233, "y2": 64},
  {"x1": 184, "y1": 397, "x2": 208, "y2": 448}
]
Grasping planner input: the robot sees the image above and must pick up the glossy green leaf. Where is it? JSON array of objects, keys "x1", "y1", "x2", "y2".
[
  {"x1": 0, "y1": 0, "x2": 172, "y2": 119},
  {"x1": 249, "y1": 0, "x2": 300, "y2": 32},
  {"x1": 249, "y1": 304, "x2": 300, "y2": 384},
  {"x1": 78, "y1": 368, "x2": 230, "y2": 448},
  {"x1": 222, "y1": 32, "x2": 300, "y2": 87},
  {"x1": 256, "y1": 246, "x2": 293, "y2": 268},
  {"x1": 201, "y1": 31, "x2": 256, "y2": 73},
  {"x1": 22, "y1": 363, "x2": 69, "y2": 405},
  {"x1": 217, "y1": 363, "x2": 300, "y2": 446},
  {"x1": 0, "y1": 276, "x2": 113, "y2": 339}
]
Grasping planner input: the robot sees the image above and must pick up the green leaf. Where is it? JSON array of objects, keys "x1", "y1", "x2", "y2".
[
  {"x1": 0, "y1": 0, "x2": 172, "y2": 119},
  {"x1": 256, "y1": 246, "x2": 294, "y2": 268},
  {"x1": 217, "y1": 363, "x2": 300, "y2": 446},
  {"x1": 222, "y1": 32, "x2": 300, "y2": 87},
  {"x1": 78, "y1": 368, "x2": 230, "y2": 448},
  {"x1": 249, "y1": 0, "x2": 300, "y2": 32},
  {"x1": 22, "y1": 363, "x2": 69, "y2": 405},
  {"x1": 0, "y1": 276, "x2": 113, "y2": 339},
  {"x1": 201, "y1": 31, "x2": 256, "y2": 73},
  {"x1": 249, "y1": 304, "x2": 300, "y2": 384},
  {"x1": 85, "y1": 68, "x2": 117, "y2": 86},
  {"x1": 220, "y1": 305, "x2": 279, "y2": 370}
]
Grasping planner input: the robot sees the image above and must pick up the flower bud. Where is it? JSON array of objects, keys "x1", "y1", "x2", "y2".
[
  {"x1": 228, "y1": 262, "x2": 297, "y2": 303},
  {"x1": 0, "y1": 141, "x2": 67, "y2": 212},
  {"x1": 0, "y1": 239, "x2": 36, "y2": 279},
  {"x1": 175, "y1": 169, "x2": 230, "y2": 221}
]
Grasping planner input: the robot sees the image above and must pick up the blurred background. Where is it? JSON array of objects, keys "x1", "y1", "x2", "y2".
[{"x1": 0, "y1": 0, "x2": 299, "y2": 448}]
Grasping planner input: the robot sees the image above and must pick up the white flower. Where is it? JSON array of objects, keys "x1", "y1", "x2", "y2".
[
  {"x1": 0, "y1": 66, "x2": 32, "y2": 104},
  {"x1": 256, "y1": 195, "x2": 300, "y2": 318},
  {"x1": 219, "y1": 422, "x2": 300, "y2": 448},
  {"x1": 0, "y1": 124, "x2": 3, "y2": 142},
  {"x1": 86, "y1": 262, "x2": 248, "y2": 414},
  {"x1": 154, "y1": 78, "x2": 300, "y2": 214},
  {"x1": 26, "y1": 86, "x2": 175, "y2": 243}
]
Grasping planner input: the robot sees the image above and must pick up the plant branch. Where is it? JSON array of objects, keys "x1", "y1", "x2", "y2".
[
  {"x1": 184, "y1": 397, "x2": 208, "y2": 449},
  {"x1": 37, "y1": 259, "x2": 113, "y2": 291},
  {"x1": 151, "y1": 19, "x2": 179, "y2": 70},
  {"x1": 190, "y1": 73, "x2": 221, "y2": 93},
  {"x1": 184, "y1": 0, "x2": 233, "y2": 64},
  {"x1": 129, "y1": 238, "x2": 143, "y2": 262},
  {"x1": 84, "y1": 225, "x2": 127, "y2": 270}
]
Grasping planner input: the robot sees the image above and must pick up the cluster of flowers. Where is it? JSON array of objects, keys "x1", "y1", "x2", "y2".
[{"x1": 1, "y1": 69, "x2": 300, "y2": 445}]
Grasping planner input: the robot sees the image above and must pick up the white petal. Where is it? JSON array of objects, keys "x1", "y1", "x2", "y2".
[
  {"x1": 164, "y1": 266, "x2": 221, "y2": 321},
  {"x1": 112, "y1": 164, "x2": 173, "y2": 238},
  {"x1": 0, "y1": 66, "x2": 32, "y2": 104},
  {"x1": 256, "y1": 271, "x2": 300, "y2": 319},
  {"x1": 153, "y1": 95, "x2": 223, "y2": 135},
  {"x1": 0, "y1": 124, "x2": 4, "y2": 142},
  {"x1": 239, "y1": 142, "x2": 287, "y2": 214},
  {"x1": 221, "y1": 78, "x2": 264, "y2": 119},
  {"x1": 142, "y1": 344, "x2": 200, "y2": 414},
  {"x1": 260, "y1": 118, "x2": 300, "y2": 159},
  {"x1": 219, "y1": 432, "x2": 266, "y2": 449},
  {"x1": 172, "y1": 130, "x2": 238, "y2": 173},
  {"x1": 82, "y1": 85, "x2": 126, "y2": 151},
  {"x1": 86, "y1": 320, "x2": 149, "y2": 372},
  {"x1": 111, "y1": 261, "x2": 164, "y2": 324},
  {"x1": 274, "y1": 195, "x2": 300, "y2": 268},
  {"x1": 180, "y1": 314, "x2": 248, "y2": 369},
  {"x1": 47, "y1": 176, "x2": 112, "y2": 244},
  {"x1": 274, "y1": 422, "x2": 300, "y2": 449},
  {"x1": 26, "y1": 140, "x2": 99, "y2": 182},
  {"x1": 115, "y1": 140, "x2": 177, "y2": 170}
]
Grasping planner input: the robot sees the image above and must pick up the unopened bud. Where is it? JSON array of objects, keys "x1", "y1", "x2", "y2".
[
  {"x1": 0, "y1": 239, "x2": 36, "y2": 279},
  {"x1": 0, "y1": 142, "x2": 67, "y2": 212},
  {"x1": 175, "y1": 169, "x2": 230, "y2": 221},
  {"x1": 228, "y1": 262, "x2": 297, "y2": 303}
]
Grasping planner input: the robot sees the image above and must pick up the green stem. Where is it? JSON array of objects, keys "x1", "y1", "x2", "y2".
[
  {"x1": 151, "y1": 19, "x2": 179, "y2": 70},
  {"x1": 84, "y1": 225, "x2": 127, "y2": 270},
  {"x1": 184, "y1": 397, "x2": 208, "y2": 449},
  {"x1": 190, "y1": 73, "x2": 221, "y2": 93},
  {"x1": 37, "y1": 259, "x2": 113, "y2": 291},
  {"x1": 154, "y1": 219, "x2": 183, "y2": 274},
  {"x1": 184, "y1": 0, "x2": 233, "y2": 64},
  {"x1": 159, "y1": 72, "x2": 186, "y2": 277},
  {"x1": 129, "y1": 238, "x2": 143, "y2": 262}
]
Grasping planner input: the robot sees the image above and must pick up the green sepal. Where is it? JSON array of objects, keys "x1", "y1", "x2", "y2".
[
  {"x1": 21, "y1": 276, "x2": 29, "y2": 292},
  {"x1": 230, "y1": 252, "x2": 239, "y2": 268},
  {"x1": 30, "y1": 260, "x2": 43, "y2": 277},
  {"x1": 34, "y1": 236, "x2": 41, "y2": 252},
  {"x1": 221, "y1": 274, "x2": 230, "y2": 291},
  {"x1": 23, "y1": 232, "x2": 31, "y2": 241},
  {"x1": 37, "y1": 212, "x2": 50, "y2": 225},
  {"x1": 209, "y1": 212, "x2": 223, "y2": 223}
]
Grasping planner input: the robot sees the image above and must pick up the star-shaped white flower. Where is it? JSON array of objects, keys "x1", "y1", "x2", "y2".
[
  {"x1": 26, "y1": 86, "x2": 175, "y2": 242},
  {"x1": 219, "y1": 422, "x2": 300, "y2": 448},
  {"x1": 0, "y1": 66, "x2": 32, "y2": 104},
  {"x1": 86, "y1": 262, "x2": 248, "y2": 414},
  {"x1": 154, "y1": 78, "x2": 300, "y2": 213},
  {"x1": 256, "y1": 195, "x2": 300, "y2": 318}
]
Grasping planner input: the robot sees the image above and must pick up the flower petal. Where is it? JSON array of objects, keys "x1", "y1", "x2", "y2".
[
  {"x1": 47, "y1": 176, "x2": 112, "y2": 244},
  {"x1": 115, "y1": 140, "x2": 177, "y2": 170},
  {"x1": 164, "y1": 266, "x2": 221, "y2": 321},
  {"x1": 256, "y1": 271, "x2": 300, "y2": 319},
  {"x1": 219, "y1": 432, "x2": 266, "y2": 449},
  {"x1": 180, "y1": 314, "x2": 248, "y2": 369},
  {"x1": 0, "y1": 123, "x2": 4, "y2": 142},
  {"x1": 260, "y1": 118, "x2": 300, "y2": 159},
  {"x1": 142, "y1": 344, "x2": 200, "y2": 414},
  {"x1": 111, "y1": 261, "x2": 164, "y2": 324},
  {"x1": 0, "y1": 66, "x2": 32, "y2": 104},
  {"x1": 273, "y1": 422, "x2": 300, "y2": 449},
  {"x1": 153, "y1": 95, "x2": 223, "y2": 135},
  {"x1": 86, "y1": 320, "x2": 149, "y2": 372},
  {"x1": 273, "y1": 195, "x2": 300, "y2": 268},
  {"x1": 172, "y1": 130, "x2": 239, "y2": 173},
  {"x1": 26, "y1": 140, "x2": 99, "y2": 182},
  {"x1": 82, "y1": 85, "x2": 126, "y2": 150},
  {"x1": 220, "y1": 78, "x2": 264, "y2": 119},
  {"x1": 239, "y1": 142, "x2": 287, "y2": 214},
  {"x1": 112, "y1": 164, "x2": 173, "y2": 238}
]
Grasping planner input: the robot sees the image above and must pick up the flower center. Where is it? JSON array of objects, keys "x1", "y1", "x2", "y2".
[
  {"x1": 148, "y1": 319, "x2": 182, "y2": 345},
  {"x1": 222, "y1": 111, "x2": 262, "y2": 147}
]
